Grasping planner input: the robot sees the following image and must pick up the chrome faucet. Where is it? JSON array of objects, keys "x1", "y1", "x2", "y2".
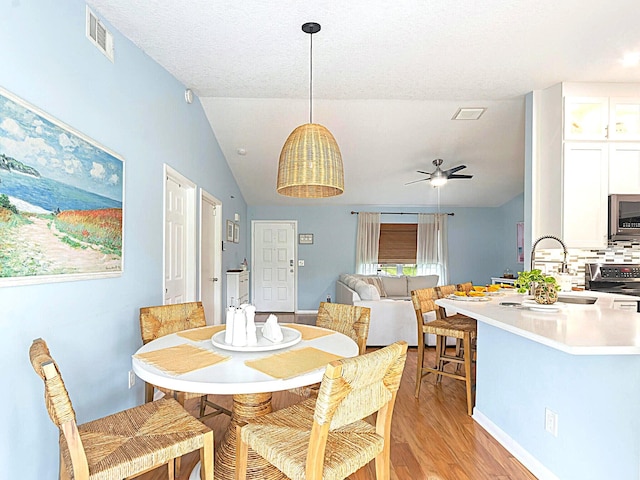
[{"x1": 530, "y1": 235, "x2": 568, "y2": 273}]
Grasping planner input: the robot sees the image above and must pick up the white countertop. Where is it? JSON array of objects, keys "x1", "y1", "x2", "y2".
[{"x1": 435, "y1": 290, "x2": 640, "y2": 355}]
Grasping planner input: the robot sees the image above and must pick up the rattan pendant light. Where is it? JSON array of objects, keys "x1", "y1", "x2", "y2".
[{"x1": 277, "y1": 22, "x2": 344, "y2": 198}]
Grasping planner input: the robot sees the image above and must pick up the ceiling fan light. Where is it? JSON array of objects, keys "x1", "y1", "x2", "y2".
[
  {"x1": 277, "y1": 123, "x2": 344, "y2": 198},
  {"x1": 430, "y1": 172, "x2": 448, "y2": 187}
]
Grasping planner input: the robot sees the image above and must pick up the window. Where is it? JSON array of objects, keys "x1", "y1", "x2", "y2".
[
  {"x1": 378, "y1": 264, "x2": 417, "y2": 276},
  {"x1": 377, "y1": 224, "x2": 417, "y2": 276}
]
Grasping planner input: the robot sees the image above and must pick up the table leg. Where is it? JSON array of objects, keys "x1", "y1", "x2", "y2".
[{"x1": 214, "y1": 392, "x2": 286, "y2": 480}]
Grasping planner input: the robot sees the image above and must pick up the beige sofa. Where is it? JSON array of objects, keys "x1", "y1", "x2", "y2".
[{"x1": 336, "y1": 273, "x2": 439, "y2": 346}]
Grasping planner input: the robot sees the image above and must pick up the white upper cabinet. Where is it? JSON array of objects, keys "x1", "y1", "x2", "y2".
[
  {"x1": 531, "y1": 84, "x2": 640, "y2": 250},
  {"x1": 609, "y1": 144, "x2": 640, "y2": 194},
  {"x1": 563, "y1": 143, "x2": 609, "y2": 248},
  {"x1": 564, "y1": 97, "x2": 609, "y2": 140},
  {"x1": 565, "y1": 96, "x2": 640, "y2": 141},
  {"x1": 609, "y1": 99, "x2": 640, "y2": 140}
]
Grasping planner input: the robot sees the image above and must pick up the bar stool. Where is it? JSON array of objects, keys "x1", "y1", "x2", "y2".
[
  {"x1": 435, "y1": 284, "x2": 475, "y2": 357},
  {"x1": 410, "y1": 288, "x2": 477, "y2": 415}
]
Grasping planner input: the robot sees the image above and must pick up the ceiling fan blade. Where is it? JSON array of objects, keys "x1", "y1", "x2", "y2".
[
  {"x1": 443, "y1": 165, "x2": 467, "y2": 176},
  {"x1": 448, "y1": 174, "x2": 473, "y2": 179},
  {"x1": 405, "y1": 178, "x2": 430, "y2": 186},
  {"x1": 416, "y1": 170, "x2": 432, "y2": 176}
]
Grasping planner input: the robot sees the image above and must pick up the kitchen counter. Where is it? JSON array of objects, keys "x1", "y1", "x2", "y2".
[
  {"x1": 436, "y1": 290, "x2": 640, "y2": 480},
  {"x1": 435, "y1": 290, "x2": 640, "y2": 355}
]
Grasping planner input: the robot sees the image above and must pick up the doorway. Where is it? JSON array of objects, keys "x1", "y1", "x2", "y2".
[
  {"x1": 199, "y1": 190, "x2": 223, "y2": 325},
  {"x1": 251, "y1": 221, "x2": 296, "y2": 312},
  {"x1": 163, "y1": 165, "x2": 196, "y2": 304}
]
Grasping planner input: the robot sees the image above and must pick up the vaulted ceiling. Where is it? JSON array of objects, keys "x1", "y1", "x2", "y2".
[{"x1": 87, "y1": 0, "x2": 640, "y2": 207}]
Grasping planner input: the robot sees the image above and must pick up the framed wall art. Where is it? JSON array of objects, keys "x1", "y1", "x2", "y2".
[
  {"x1": 0, "y1": 87, "x2": 124, "y2": 286},
  {"x1": 226, "y1": 220, "x2": 234, "y2": 242},
  {"x1": 233, "y1": 222, "x2": 240, "y2": 243}
]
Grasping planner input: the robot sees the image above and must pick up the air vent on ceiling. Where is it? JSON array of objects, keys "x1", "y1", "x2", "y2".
[
  {"x1": 86, "y1": 6, "x2": 114, "y2": 62},
  {"x1": 452, "y1": 107, "x2": 486, "y2": 120}
]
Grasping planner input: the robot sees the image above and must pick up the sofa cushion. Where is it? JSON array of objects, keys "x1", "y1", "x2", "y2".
[
  {"x1": 344, "y1": 275, "x2": 360, "y2": 290},
  {"x1": 380, "y1": 276, "x2": 408, "y2": 297},
  {"x1": 364, "y1": 277, "x2": 387, "y2": 297},
  {"x1": 355, "y1": 281, "x2": 380, "y2": 301},
  {"x1": 407, "y1": 275, "x2": 439, "y2": 292}
]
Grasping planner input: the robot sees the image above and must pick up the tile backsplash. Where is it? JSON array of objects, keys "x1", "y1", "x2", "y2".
[{"x1": 531, "y1": 241, "x2": 640, "y2": 287}]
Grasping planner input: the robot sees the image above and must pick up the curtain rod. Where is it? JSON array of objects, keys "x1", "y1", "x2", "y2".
[{"x1": 350, "y1": 211, "x2": 454, "y2": 216}]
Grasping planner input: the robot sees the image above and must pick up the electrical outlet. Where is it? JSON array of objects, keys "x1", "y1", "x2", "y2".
[
  {"x1": 128, "y1": 370, "x2": 136, "y2": 389},
  {"x1": 298, "y1": 259, "x2": 305, "y2": 266},
  {"x1": 545, "y1": 408, "x2": 558, "y2": 437}
]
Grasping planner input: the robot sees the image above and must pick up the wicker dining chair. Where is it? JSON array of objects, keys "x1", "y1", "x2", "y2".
[
  {"x1": 235, "y1": 341, "x2": 408, "y2": 480},
  {"x1": 29, "y1": 338, "x2": 214, "y2": 480},
  {"x1": 290, "y1": 302, "x2": 371, "y2": 399},
  {"x1": 411, "y1": 288, "x2": 477, "y2": 415},
  {"x1": 316, "y1": 302, "x2": 371, "y2": 355},
  {"x1": 139, "y1": 301, "x2": 231, "y2": 419}
]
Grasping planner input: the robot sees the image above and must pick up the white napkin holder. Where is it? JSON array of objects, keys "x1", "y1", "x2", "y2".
[{"x1": 262, "y1": 314, "x2": 283, "y2": 343}]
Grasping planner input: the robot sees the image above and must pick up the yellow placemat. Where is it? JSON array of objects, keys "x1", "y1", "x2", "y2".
[
  {"x1": 245, "y1": 347, "x2": 343, "y2": 379},
  {"x1": 282, "y1": 324, "x2": 335, "y2": 340},
  {"x1": 177, "y1": 325, "x2": 225, "y2": 342},
  {"x1": 134, "y1": 343, "x2": 229, "y2": 376}
]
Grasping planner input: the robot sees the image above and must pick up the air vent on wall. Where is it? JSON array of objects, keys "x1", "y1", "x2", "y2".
[{"x1": 86, "y1": 6, "x2": 114, "y2": 62}]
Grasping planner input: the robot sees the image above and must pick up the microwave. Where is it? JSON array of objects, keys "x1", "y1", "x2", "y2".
[{"x1": 609, "y1": 194, "x2": 640, "y2": 241}]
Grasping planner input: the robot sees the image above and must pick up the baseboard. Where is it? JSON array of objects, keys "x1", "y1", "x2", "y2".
[
  {"x1": 473, "y1": 409, "x2": 559, "y2": 480},
  {"x1": 295, "y1": 309, "x2": 318, "y2": 315}
]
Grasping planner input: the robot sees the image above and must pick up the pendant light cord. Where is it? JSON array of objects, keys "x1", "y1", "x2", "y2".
[{"x1": 309, "y1": 30, "x2": 313, "y2": 124}]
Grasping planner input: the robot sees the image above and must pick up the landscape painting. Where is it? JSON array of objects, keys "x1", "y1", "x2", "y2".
[{"x1": 0, "y1": 87, "x2": 124, "y2": 286}]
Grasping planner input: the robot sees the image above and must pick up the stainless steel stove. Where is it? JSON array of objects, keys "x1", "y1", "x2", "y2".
[{"x1": 585, "y1": 263, "x2": 640, "y2": 311}]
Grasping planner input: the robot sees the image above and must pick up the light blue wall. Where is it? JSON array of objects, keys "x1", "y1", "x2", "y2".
[
  {"x1": 249, "y1": 202, "x2": 524, "y2": 310},
  {"x1": 0, "y1": 1, "x2": 246, "y2": 477},
  {"x1": 477, "y1": 323, "x2": 640, "y2": 480},
  {"x1": 497, "y1": 193, "x2": 525, "y2": 276}
]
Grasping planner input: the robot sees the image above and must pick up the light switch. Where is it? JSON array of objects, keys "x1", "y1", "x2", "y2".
[{"x1": 298, "y1": 260, "x2": 305, "y2": 267}]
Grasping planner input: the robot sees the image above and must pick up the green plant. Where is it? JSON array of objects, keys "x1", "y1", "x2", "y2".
[{"x1": 515, "y1": 269, "x2": 560, "y2": 294}]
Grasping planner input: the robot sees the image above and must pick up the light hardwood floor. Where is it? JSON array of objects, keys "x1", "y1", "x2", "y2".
[{"x1": 139, "y1": 318, "x2": 537, "y2": 480}]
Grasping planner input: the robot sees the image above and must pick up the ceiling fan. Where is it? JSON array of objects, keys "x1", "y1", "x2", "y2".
[{"x1": 406, "y1": 158, "x2": 473, "y2": 187}]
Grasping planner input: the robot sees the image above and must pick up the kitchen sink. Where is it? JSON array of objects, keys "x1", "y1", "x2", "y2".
[{"x1": 557, "y1": 295, "x2": 597, "y2": 305}]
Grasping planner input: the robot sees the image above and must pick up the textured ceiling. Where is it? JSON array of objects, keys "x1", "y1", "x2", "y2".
[{"x1": 87, "y1": 0, "x2": 640, "y2": 207}]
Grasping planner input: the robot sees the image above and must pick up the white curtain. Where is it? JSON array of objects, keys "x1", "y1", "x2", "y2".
[
  {"x1": 416, "y1": 213, "x2": 449, "y2": 284},
  {"x1": 355, "y1": 212, "x2": 380, "y2": 274}
]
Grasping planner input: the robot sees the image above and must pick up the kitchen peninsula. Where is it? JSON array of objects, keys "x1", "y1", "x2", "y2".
[{"x1": 436, "y1": 291, "x2": 640, "y2": 480}]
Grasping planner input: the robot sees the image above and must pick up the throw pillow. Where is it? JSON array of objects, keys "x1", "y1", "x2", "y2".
[
  {"x1": 368, "y1": 284, "x2": 381, "y2": 300},
  {"x1": 355, "y1": 281, "x2": 380, "y2": 301},
  {"x1": 364, "y1": 277, "x2": 387, "y2": 297}
]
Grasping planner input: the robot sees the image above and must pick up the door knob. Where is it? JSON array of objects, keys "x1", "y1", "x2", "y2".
[{"x1": 210, "y1": 277, "x2": 218, "y2": 282}]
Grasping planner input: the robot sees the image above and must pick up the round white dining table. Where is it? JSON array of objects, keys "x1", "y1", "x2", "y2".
[{"x1": 132, "y1": 323, "x2": 359, "y2": 480}]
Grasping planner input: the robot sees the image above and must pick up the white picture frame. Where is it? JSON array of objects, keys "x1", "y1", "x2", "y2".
[
  {"x1": 226, "y1": 220, "x2": 234, "y2": 242},
  {"x1": 233, "y1": 223, "x2": 240, "y2": 243}
]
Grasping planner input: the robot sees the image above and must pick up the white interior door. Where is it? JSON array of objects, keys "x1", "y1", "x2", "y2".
[
  {"x1": 252, "y1": 221, "x2": 296, "y2": 312},
  {"x1": 199, "y1": 190, "x2": 222, "y2": 325},
  {"x1": 163, "y1": 165, "x2": 196, "y2": 304}
]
